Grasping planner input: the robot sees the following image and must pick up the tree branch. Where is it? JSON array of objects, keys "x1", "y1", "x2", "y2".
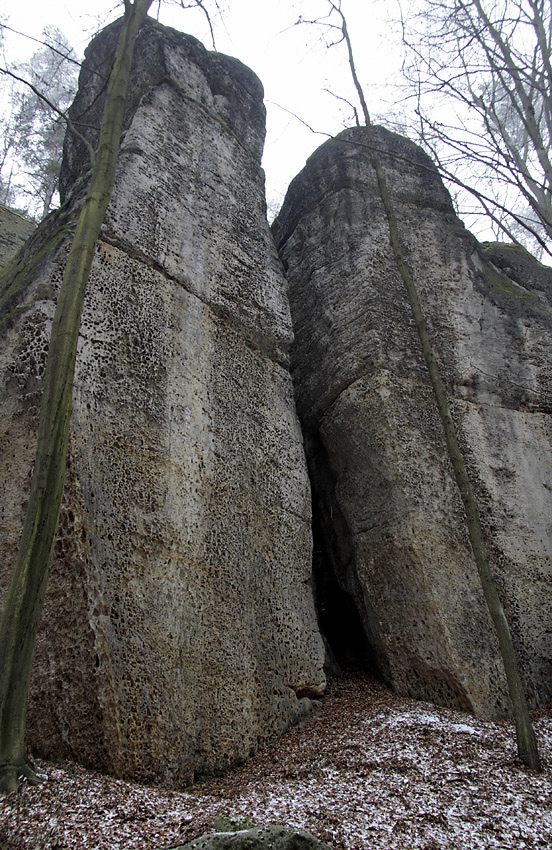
[{"x1": 0, "y1": 67, "x2": 96, "y2": 167}]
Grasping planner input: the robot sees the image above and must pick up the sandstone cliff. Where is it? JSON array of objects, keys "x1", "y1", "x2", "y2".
[
  {"x1": 0, "y1": 206, "x2": 35, "y2": 268},
  {"x1": 273, "y1": 126, "x2": 552, "y2": 718},
  {"x1": 0, "y1": 19, "x2": 325, "y2": 786},
  {"x1": 2, "y1": 18, "x2": 551, "y2": 789}
]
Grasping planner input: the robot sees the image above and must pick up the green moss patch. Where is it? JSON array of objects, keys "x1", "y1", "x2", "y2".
[{"x1": 0, "y1": 212, "x2": 73, "y2": 333}]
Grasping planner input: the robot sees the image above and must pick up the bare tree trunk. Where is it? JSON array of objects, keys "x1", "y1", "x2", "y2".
[
  {"x1": 40, "y1": 180, "x2": 56, "y2": 220},
  {"x1": 0, "y1": 0, "x2": 153, "y2": 795},
  {"x1": 330, "y1": 0, "x2": 541, "y2": 771}
]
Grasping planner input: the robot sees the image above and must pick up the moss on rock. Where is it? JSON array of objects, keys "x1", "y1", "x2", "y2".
[
  {"x1": 0, "y1": 205, "x2": 74, "y2": 334},
  {"x1": 0, "y1": 206, "x2": 36, "y2": 269}
]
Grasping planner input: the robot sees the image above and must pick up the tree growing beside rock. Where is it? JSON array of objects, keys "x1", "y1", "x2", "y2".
[
  {"x1": 0, "y1": 0, "x2": 155, "y2": 795},
  {"x1": 297, "y1": 0, "x2": 541, "y2": 771}
]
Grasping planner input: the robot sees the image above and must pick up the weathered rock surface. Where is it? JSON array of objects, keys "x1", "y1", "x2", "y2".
[
  {"x1": 175, "y1": 826, "x2": 333, "y2": 850},
  {"x1": 0, "y1": 206, "x2": 35, "y2": 268},
  {"x1": 0, "y1": 19, "x2": 325, "y2": 786},
  {"x1": 273, "y1": 126, "x2": 552, "y2": 717}
]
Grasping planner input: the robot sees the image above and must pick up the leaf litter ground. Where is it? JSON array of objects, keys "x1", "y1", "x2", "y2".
[{"x1": 1, "y1": 672, "x2": 551, "y2": 849}]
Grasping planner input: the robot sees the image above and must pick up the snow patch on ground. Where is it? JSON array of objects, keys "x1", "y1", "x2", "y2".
[{"x1": 1, "y1": 673, "x2": 551, "y2": 849}]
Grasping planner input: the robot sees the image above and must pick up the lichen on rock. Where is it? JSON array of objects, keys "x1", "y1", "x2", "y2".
[{"x1": 174, "y1": 825, "x2": 334, "y2": 850}]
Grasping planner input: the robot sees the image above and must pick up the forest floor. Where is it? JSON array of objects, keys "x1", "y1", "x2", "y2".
[{"x1": 1, "y1": 671, "x2": 551, "y2": 850}]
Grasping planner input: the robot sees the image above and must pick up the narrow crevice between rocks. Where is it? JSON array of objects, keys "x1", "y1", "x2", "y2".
[
  {"x1": 307, "y1": 437, "x2": 381, "y2": 681},
  {"x1": 312, "y1": 520, "x2": 374, "y2": 678}
]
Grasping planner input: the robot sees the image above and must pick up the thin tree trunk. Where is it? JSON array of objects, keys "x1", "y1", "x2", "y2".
[
  {"x1": 41, "y1": 180, "x2": 56, "y2": 221},
  {"x1": 0, "y1": 0, "x2": 152, "y2": 795},
  {"x1": 334, "y1": 0, "x2": 541, "y2": 771}
]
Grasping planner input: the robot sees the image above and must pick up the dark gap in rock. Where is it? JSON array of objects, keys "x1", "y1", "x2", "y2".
[
  {"x1": 313, "y1": 521, "x2": 374, "y2": 675},
  {"x1": 308, "y1": 437, "x2": 380, "y2": 678}
]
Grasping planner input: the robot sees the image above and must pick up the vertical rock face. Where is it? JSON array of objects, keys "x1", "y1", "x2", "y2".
[
  {"x1": 273, "y1": 126, "x2": 552, "y2": 718},
  {"x1": 0, "y1": 19, "x2": 325, "y2": 786},
  {"x1": 0, "y1": 206, "x2": 35, "y2": 268}
]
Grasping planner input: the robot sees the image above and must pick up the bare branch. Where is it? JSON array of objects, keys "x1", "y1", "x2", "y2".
[
  {"x1": 398, "y1": 0, "x2": 552, "y2": 253},
  {"x1": 0, "y1": 67, "x2": 95, "y2": 167},
  {"x1": 0, "y1": 24, "x2": 108, "y2": 81},
  {"x1": 177, "y1": 0, "x2": 222, "y2": 50},
  {"x1": 323, "y1": 87, "x2": 360, "y2": 126}
]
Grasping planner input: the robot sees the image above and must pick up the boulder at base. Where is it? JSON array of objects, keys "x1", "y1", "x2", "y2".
[{"x1": 174, "y1": 826, "x2": 334, "y2": 850}]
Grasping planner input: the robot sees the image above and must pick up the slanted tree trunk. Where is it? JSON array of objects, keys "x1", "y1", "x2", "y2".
[
  {"x1": 328, "y1": 0, "x2": 541, "y2": 771},
  {"x1": 40, "y1": 176, "x2": 57, "y2": 221},
  {"x1": 0, "y1": 0, "x2": 153, "y2": 795}
]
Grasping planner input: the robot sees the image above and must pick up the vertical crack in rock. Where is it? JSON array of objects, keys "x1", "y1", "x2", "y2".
[{"x1": 273, "y1": 125, "x2": 552, "y2": 718}]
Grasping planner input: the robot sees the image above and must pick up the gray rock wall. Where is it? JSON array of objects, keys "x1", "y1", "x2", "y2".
[
  {"x1": 0, "y1": 20, "x2": 325, "y2": 786},
  {"x1": 273, "y1": 126, "x2": 552, "y2": 717},
  {"x1": 0, "y1": 206, "x2": 35, "y2": 268}
]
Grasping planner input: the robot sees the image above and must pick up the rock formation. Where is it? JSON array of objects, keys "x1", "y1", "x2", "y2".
[
  {"x1": 2, "y1": 17, "x2": 552, "y2": 790},
  {"x1": 0, "y1": 19, "x2": 325, "y2": 787},
  {"x1": 176, "y1": 826, "x2": 333, "y2": 850},
  {"x1": 0, "y1": 206, "x2": 35, "y2": 268},
  {"x1": 273, "y1": 126, "x2": 552, "y2": 718}
]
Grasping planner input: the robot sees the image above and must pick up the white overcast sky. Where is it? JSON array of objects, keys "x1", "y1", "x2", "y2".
[{"x1": 0, "y1": 0, "x2": 402, "y2": 211}]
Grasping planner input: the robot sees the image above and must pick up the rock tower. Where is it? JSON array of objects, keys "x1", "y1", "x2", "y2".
[
  {"x1": 273, "y1": 126, "x2": 552, "y2": 717},
  {"x1": 0, "y1": 19, "x2": 325, "y2": 786}
]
